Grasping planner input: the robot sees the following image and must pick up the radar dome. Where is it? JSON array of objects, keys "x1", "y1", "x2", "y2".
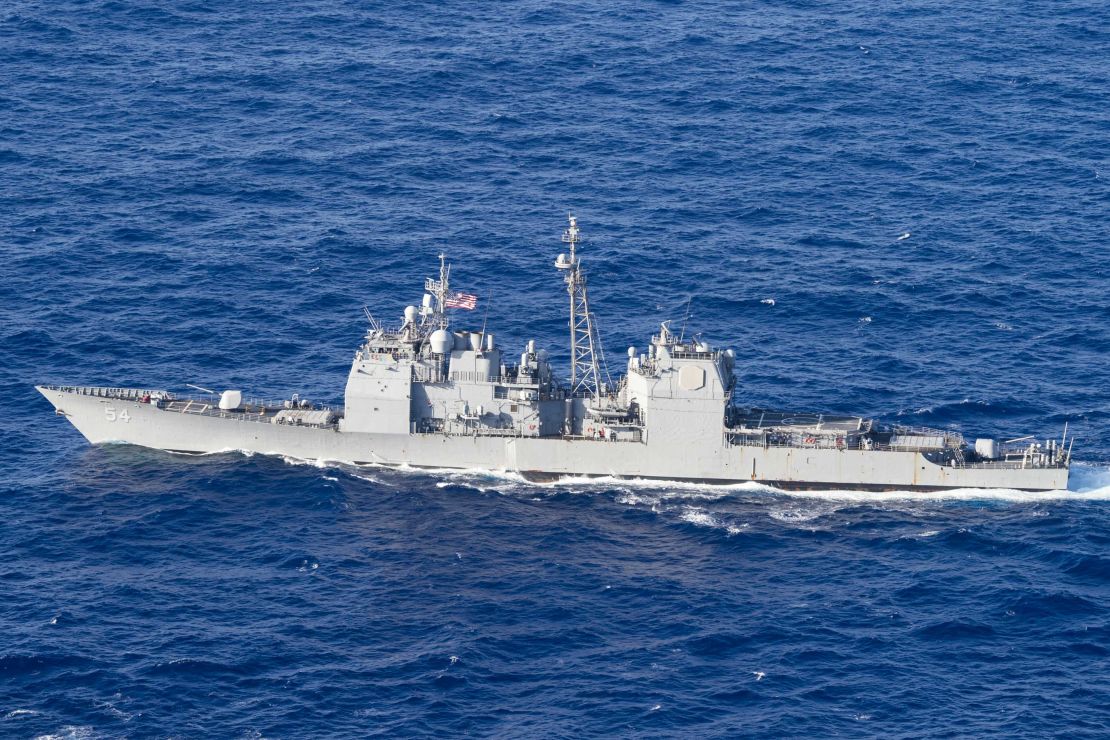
[
  {"x1": 404, "y1": 305, "x2": 418, "y2": 323},
  {"x1": 627, "y1": 346, "x2": 637, "y2": 358},
  {"x1": 219, "y1": 390, "x2": 242, "y2": 410},
  {"x1": 429, "y1": 329, "x2": 452, "y2": 354}
]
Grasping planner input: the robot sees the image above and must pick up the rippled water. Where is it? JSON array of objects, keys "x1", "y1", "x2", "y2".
[{"x1": 3, "y1": 1, "x2": 1109, "y2": 737}]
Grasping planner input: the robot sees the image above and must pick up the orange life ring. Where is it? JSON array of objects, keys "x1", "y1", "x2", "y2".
[{"x1": 805, "y1": 436, "x2": 816, "y2": 444}]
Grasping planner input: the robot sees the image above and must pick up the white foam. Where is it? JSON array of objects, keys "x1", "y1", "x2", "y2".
[
  {"x1": 679, "y1": 507, "x2": 747, "y2": 535},
  {"x1": 342, "y1": 459, "x2": 1110, "y2": 502},
  {"x1": 679, "y1": 508, "x2": 718, "y2": 528},
  {"x1": 6, "y1": 709, "x2": 38, "y2": 718},
  {"x1": 772, "y1": 486, "x2": 1095, "y2": 503},
  {"x1": 188, "y1": 447, "x2": 257, "y2": 457},
  {"x1": 768, "y1": 507, "x2": 829, "y2": 523},
  {"x1": 95, "y1": 700, "x2": 136, "y2": 722},
  {"x1": 280, "y1": 455, "x2": 346, "y2": 469},
  {"x1": 897, "y1": 405, "x2": 934, "y2": 415},
  {"x1": 551, "y1": 474, "x2": 760, "y2": 496},
  {"x1": 1065, "y1": 463, "x2": 1110, "y2": 498},
  {"x1": 33, "y1": 727, "x2": 95, "y2": 740}
]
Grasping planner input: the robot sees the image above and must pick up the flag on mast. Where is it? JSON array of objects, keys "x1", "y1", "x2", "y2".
[{"x1": 445, "y1": 291, "x2": 478, "y2": 310}]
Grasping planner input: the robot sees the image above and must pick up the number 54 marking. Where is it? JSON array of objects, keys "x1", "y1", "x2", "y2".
[{"x1": 104, "y1": 406, "x2": 131, "y2": 423}]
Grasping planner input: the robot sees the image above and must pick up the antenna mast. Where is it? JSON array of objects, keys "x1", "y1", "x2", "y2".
[
  {"x1": 555, "y1": 215, "x2": 604, "y2": 399},
  {"x1": 424, "y1": 253, "x2": 451, "y2": 329}
]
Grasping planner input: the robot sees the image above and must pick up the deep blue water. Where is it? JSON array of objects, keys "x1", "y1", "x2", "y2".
[{"x1": 3, "y1": 1, "x2": 1110, "y2": 736}]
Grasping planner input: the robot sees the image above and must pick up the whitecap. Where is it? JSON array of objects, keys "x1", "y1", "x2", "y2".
[
  {"x1": 679, "y1": 508, "x2": 719, "y2": 528},
  {"x1": 678, "y1": 507, "x2": 747, "y2": 535},
  {"x1": 614, "y1": 490, "x2": 658, "y2": 506},
  {"x1": 33, "y1": 727, "x2": 96, "y2": 740},
  {"x1": 768, "y1": 507, "x2": 828, "y2": 523}
]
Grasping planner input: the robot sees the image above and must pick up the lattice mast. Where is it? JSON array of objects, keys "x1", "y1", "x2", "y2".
[
  {"x1": 423, "y1": 253, "x2": 451, "y2": 329},
  {"x1": 555, "y1": 215, "x2": 604, "y2": 399}
]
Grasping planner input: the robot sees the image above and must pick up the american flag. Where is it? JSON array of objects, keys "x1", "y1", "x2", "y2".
[{"x1": 445, "y1": 291, "x2": 478, "y2": 310}]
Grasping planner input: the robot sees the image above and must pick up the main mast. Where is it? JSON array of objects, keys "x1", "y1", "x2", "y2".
[
  {"x1": 555, "y1": 215, "x2": 603, "y2": 399},
  {"x1": 424, "y1": 253, "x2": 451, "y2": 329}
]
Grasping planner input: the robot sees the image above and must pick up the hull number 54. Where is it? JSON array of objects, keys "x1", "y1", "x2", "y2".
[{"x1": 105, "y1": 406, "x2": 131, "y2": 423}]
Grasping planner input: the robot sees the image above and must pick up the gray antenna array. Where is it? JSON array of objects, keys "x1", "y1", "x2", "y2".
[{"x1": 555, "y1": 215, "x2": 605, "y2": 399}]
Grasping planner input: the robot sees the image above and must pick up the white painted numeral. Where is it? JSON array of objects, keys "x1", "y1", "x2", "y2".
[{"x1": 104, "y1": 407, "x2": 132, "y2": 423}]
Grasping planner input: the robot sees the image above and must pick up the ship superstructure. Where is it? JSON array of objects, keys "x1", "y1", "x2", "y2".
[{"x1": 37, "y1": 217, "x2": 1071, "y2": 492}]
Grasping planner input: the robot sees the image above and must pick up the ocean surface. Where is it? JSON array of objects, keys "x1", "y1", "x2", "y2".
[{"x1": 3, "y1": 0, "x2": 1110, "y2": 736}]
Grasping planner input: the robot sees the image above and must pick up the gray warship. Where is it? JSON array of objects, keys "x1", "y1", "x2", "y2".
[{"x1": 38, "y1": 217, "x2": 1071, "y2": 492}]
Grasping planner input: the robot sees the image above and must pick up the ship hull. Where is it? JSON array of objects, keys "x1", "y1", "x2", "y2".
[{"x1": 38, "y1": 386, "x2": 1069, "y2": 492}]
